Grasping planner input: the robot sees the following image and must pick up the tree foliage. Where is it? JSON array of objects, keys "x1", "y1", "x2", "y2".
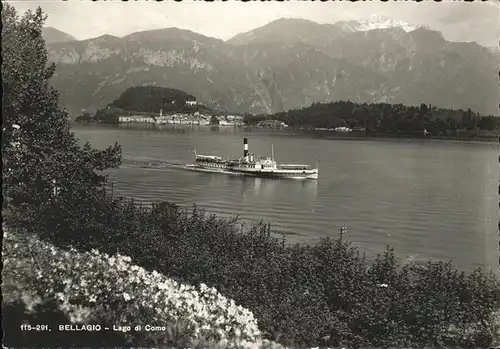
[
  {"x1": 74, "y1": 112, "x2": 93, "y2": 123},
  {"x1": 2, "y1": 4, "x2": 121, "y2": 209},
  {"x1": 245, "y1": 100, "x2": 499, "y2": 135},
  {"x1": 83, "y1": 86, "x2": 216, "y2": 124},
  {"x1": 110, "y1": 86, "x2": 197, "y2": 113}
]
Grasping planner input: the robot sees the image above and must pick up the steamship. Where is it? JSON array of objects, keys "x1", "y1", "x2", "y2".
[{"x1": 189, "y1": 138, "x2": 319, "y2": 180}]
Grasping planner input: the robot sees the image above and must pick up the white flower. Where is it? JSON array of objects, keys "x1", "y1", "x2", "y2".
[
  {"x1": 378, "y1": 283, "x2": 389, "y2": 288},
  {"x1": 157, "y1": 282, "x2": 168, "y2": 290},
  {"x1": 5, "y1": 234, "x2": 262, "y2": 344}
]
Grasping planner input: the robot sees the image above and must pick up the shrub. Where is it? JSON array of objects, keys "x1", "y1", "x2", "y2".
[
  {"x1": 14, "y1": 196, "x2": 500, "y2": 348},
  {"x1": 3, "y1": 229, "x2": 265, "y2": 348}
]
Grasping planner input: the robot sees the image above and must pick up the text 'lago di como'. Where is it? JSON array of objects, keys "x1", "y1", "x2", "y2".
[{"x1": 58, "y1": 324, "x2": 171, "y2": 332}]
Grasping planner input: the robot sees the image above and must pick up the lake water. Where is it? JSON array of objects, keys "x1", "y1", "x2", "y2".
[{"x1": 72, "y1": 124, "x2": 499, "y2": 273}]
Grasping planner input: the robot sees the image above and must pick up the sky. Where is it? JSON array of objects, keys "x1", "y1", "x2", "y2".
[{"x1": 7, "y1": 0, "x2": 500, "y2": 47}]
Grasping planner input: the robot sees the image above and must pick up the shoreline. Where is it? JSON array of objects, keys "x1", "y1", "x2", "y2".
[{"x1": 71, "y1": 122, "x2": 499, "y2": 144}]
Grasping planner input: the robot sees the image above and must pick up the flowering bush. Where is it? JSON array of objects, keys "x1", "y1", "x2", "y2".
[{"x1": 3, "y1": 229, "x2": 272, "y2": 348}]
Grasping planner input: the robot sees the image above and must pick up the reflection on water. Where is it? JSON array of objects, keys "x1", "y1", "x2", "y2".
[
  {"x1": 244, "y1": 177, "x2": 318, "y2": 199},
  {"x1": 118, "y1": 123, "x2": 252, "y2": 135},
  {"x1": 119, "y1": 123, "x2": 206, "y2": 135},
  {"x1": 207, "y1": 172, "x2": 319, "y2": 202},
  {"x1": 211, "y1": 126, "x2": 242, "y2": 133}
]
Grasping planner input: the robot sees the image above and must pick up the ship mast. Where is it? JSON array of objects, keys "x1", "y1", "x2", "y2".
[{"x1": 271, "y1": 144, "x2": 274, "y2": 161}]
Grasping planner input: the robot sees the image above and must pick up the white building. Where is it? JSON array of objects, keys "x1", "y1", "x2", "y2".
[
  {"x1": 118, "y1": 116, "x2": 135, "y2": 123},
  {"x1": 118, "y1": 116, "x2": 155, "y2": 124},
  {"x1": 185, "y1": 100, "x2": 197, "y2": 106},
  {"x1": 226, "y1": 115, "x2": 244, "y2": 121},
  {"x1": 334, "y1": 126, "x2": 352, "y2": 132},
  {"x1": 219, "y1": 119, "x2": 245, "y2": 127}
]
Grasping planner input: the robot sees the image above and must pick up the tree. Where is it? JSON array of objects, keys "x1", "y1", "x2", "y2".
[
  {"x1": 462, "y1": 108, "x2": 478, "y2": 130},
  {"x1": 75, "y1": 112, "x2": 93, "y2": 123},
  {"x1": 2, "y1": 4, "x2": 121, "y2": 212},
  {"x1": 420, "y1": 103, "x2": 428, "y2": 115},
  {"x1": 478, "y1": 116, "x2": 499, "y2": 131},
  {"x1": 94, "y1": 107, "x2": 121, "y2": 124},
  {"x1": 209, "y1": 116, "x2": 219, "y2": 125}
]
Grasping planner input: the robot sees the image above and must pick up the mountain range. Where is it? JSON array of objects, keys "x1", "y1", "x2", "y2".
[
  {"x1": 42, "y1": 27, "x2": 77, "y2": 44},
  {"x1": 44, "y1": 15, "x2": 499, "y2": 117}
]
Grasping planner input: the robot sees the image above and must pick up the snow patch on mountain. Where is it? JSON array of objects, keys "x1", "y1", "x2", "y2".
[{"x1": 336, "y1": 14, "x2": 420, "y2": 33}]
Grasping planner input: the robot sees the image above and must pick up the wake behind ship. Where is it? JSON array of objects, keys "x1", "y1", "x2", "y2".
[{"x1": 188, "y1": 138, "x2": 319, "y2": 180}]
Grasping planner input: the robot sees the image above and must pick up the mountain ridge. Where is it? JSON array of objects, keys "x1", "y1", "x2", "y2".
[
  {"x1": 45, "y1": 17, "x2": 498, "y2": 117},
  {"x1": 42, "y1": 26, "x2": 77, "y2": 43}
]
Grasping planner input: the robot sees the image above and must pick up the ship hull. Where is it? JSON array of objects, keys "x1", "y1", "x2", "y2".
[
  {"x1": 228, "y1": 167, "x2": 318, "y2": 180},
  {"x1": 190, "y1": 162, "x2": 318, "y2": 180}
]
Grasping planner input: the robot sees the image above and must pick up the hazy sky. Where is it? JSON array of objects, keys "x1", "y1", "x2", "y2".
[{"x1": 8, "y1": 0, "x2": 500, "y2": 47}]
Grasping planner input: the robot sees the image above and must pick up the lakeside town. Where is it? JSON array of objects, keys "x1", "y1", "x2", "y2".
[
  {"x1": 116, "y1": 110, "x2": 498, "y2": 138},
  {"x1": 119, "y1": 111, "x2": 246, "y2": 127},
  {"x1": 118, "y1": 110, "x2": 363, "y2": 133},
  {"x1": 115, "y1": 99, "x2": 360, "y2": 131},
  {"x1": 77, "y1": 95, "x2": 499, "y2": 141},
  {"x1": 71, "y1": 87, "x2": 500, "y2": 140},
  {"x1": 117, "y1": 99, "x2": 291, "y2": 128}
]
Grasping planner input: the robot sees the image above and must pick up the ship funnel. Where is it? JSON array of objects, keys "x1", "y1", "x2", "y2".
[{"x1": 243, "y1": 138, "x2": 249, "y2": 161}]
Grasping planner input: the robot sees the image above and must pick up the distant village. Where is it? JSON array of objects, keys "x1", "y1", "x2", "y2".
[
  {"x1": 119, "y1": 112, "x2": 245, "y2": 126},
  {"x1": 118, "y1": 100, "x2": 246, "y2": 126},
  {"x1": 91, "y1": 98, "x2": 372, "y2": 132},
  {"x1": 114, "y1": 99, "x2": 371, "y2": 132},
  {"x1": 117, "y1": 99, "x2": 292, "y2": 128}
]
